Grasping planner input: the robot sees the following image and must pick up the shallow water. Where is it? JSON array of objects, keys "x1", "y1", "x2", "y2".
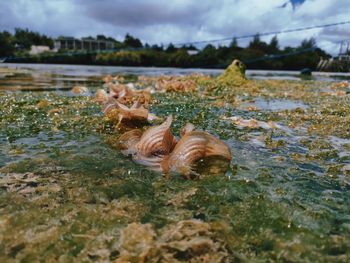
[
  {"x1": 0, "y1": 66, "x2": 350, "y2": 262},
  {"x1": 239, "y1": 97, "x2": 309, "y2": 111},
  {"x1": 2, "y1": 63, "x2": 350, "y2": 82},
  {"x1": 0, "y1": 69, "x2": 101, "y2": 92}
]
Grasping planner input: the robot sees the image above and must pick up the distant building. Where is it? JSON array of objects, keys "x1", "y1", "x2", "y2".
[
  {"x1": 337, "y1": 41, "x2": 350, "y2": 62},
  {"x1": 337, "y1": 54, "x2": 350, "y2": 62},
  {"x1": 29, "y1": 45, "x2": 51, "y2": 55},
  {"x1": 54, "y1": 36, "x2": 115, "y2": 51},
  {"x1": 187, "y1": 50, "x2": 199, "y2": 56}
]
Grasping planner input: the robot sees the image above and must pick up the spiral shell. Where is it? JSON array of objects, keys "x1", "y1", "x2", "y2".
[
  {"x1": 135, "y1": 116, "x2": 177, "y2": 157},
  {"x1": 161, "y1": 130, "x2": 231, "y2": 176},
  {"x1": 117, "y1": 129, "x2": 142, "y2": 156}
]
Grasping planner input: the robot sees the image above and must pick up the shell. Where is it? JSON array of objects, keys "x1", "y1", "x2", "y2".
[
  {"x1": 95, "y1": 89, "x2": 109, "y2": 104},
  {"x1": 161, "y1": 130, "x2": 231, "y2": 176},
  {"x1": 117, "y1": 129, "x2": 142, "y2": 156},
  {"x1": 103, "y1": 75, "x2": 113, "y2": 83},
  {"x1": 180, "y1": 123, "x2": 195, "y2": 137},
  {"x1": 102, "y1": 97, "x2": 117, "y2": 114},
  {"x1": 72, "y1": 86, "x2": 89, "y2": 94},
  {"x1": 116, "y1": 101, "x2": 149, "y2": 125},
  {"x1": 113, "y1": 121, "x2": 232, "y2": 177},
  {"x1": 110, "y1": 84, "x2": 134, "y2": 104},
  {"x1": 135, "y1": 116, "x2": 177, "y2": 157},
  {"x1": 132, "y1": 155, "x2": 163, "y2": 172}
]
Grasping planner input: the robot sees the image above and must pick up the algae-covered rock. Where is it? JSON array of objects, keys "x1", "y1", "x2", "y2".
[
  {"x1": 217, "y1": 59, "x2": 247, "y2": 87},
  {"x1": 117, "y1": 223, "x2": 158, "y2": 262},
  {"x1": 115, "y1": 220, "x2": 229, "y2": 262}
]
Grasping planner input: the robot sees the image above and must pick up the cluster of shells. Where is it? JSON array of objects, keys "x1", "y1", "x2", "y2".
[{"x1": 93, "y1": 75, "x2": 232, "y2": 178}]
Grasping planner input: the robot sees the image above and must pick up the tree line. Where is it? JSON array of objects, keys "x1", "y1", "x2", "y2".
[
  {"x1": 0, "y1": 28, "x2": 53, "y2": 56},
  {"x1": 0, "y1": 28, "x2": 331, "y2": 70}
]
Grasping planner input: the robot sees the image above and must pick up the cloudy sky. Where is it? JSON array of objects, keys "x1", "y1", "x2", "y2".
[{"x1": 1, "y1": 0, "x2": 350, "y2": 54}]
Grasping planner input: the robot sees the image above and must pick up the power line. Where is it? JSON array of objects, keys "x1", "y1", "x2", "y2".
[
  {"x1": 173, "y1": 20, "x2": 350, "y2": 47},
  {"x1": 243, "y1": 47, "x2": 317, "y2": 64}
]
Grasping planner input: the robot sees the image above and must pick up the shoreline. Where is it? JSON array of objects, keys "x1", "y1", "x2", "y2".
[{"x1": 1, "y1": 62, "x2": 350, "y2": 81}]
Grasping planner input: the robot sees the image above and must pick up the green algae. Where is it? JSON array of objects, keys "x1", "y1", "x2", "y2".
[
  {"x1": 217, "y1": 59, "x2": 247, "y2": 87},
  {"x1": 0, "y1": 68, "x2": 350, "y2": 262}
]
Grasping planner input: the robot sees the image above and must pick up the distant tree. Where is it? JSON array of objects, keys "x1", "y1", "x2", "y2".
[
  {"x1": 187, "y1": 44, "x2": 197, "y2": 50},
  {"x1": 180, "y1": 44, "x2": 197, "y2": 50},
  {"x1": 170, "y1": 49, "x2": 192, "y2": 67},
  {"x1": 203, "y1": 44, "x2": 216, "y2": 52},
  {"x1": 14, "y1": 28, "x2": 34, "y2": 49},
  {"x1": 216, "y1": 45, "x2": 232, "y2": 64},
  {"x1": 0, "y1": 31, "x2": 15, "y2": 56},
  {"x1": 230, "y1": 37, "x2": 238, "y2": 48},
  {"x1": 249, "y1": 34, "x2": 261, "y2": 49},
  {"x1": 123, "y1": 33, "x2": 143, "y2": 48},
  {"x1": 151, "y1": 44, "x2": 163, "y2": 51},
  {"x1": 195, "y1": 44, "x2": 218, "y2": 67},
  {"x1": 114, "y1": 41, "x2": 124, "y2": 49},
  {"x1": 283, "y1": 46, "x2": 295, "y2": 52},
  {"x1": 300, "y1": 37, "x2": 316, "y2": 49},
  {"x1": 96, "y1": 35, "x2": 106, "y2": 40},
  {"x1": 166, "y1": 43, "x2": 176, "y2": 52},
  {"x1": 40, "y1": 35, "x2": 54, "y2": 48},
  {"x1": 14, "y1": 28, "x2": 53, "y2": 49},
  {"x1": 97, "y1": 35, "x2": 122, "y2": 47},
  {"x1": 249, "y1": 33, "x2": 268, "y2": 52},
  {"x1": 107, "y1": 37, "x2": 117, "y2": 42},
  {"x1": 268, "y1": 35, "x2": 279, "y2": 54},
  {"x1": 83, "y1": 36, "x2": 95, "y2": 40}
]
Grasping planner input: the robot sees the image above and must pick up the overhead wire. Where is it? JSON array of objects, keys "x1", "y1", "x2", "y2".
[{"x1": 173, "y1": 20, "x2": 350, "y2": 47}]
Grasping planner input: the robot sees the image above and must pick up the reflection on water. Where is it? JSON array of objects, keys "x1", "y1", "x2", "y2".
[
  {"x1": 247, "y1": 69, "x2": 350, "y2": 81},
  {"x1": 240, "y1": 97, "x2": 309, "y2": 111},
  {"x1": 1, "y1": 63, "x2": 350, "y2": 91},
  {"x1": 0, "y1": 68, "x2": 102, "y2": 92}
]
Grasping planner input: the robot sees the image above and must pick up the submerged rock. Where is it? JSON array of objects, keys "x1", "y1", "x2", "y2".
[
  {"x1": 117, "y1": 223, "x2": 157, "y2": 262},
  {"x1": 0, "y1": 172, "x2": 61, "y2": 198}
]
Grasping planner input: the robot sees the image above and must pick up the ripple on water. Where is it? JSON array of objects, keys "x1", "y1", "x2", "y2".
[{"x1": 241, "y1": 97, "x2": 309, "y2": 111}]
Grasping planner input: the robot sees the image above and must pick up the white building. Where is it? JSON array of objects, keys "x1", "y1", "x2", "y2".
[
  {"x1": 29, "y1": 45, "x2": 51, "y2": 55},
  {"x1": 54, "y1": 37, "x2": 115, "y2": 51},
  {"x1": 187, "y1": 50, "x2": 199, "y2": 56}
]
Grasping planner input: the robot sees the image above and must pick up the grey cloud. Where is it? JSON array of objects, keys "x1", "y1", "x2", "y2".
[
  {"x1": 0, "y1": 0, "x2": 349, "y2": 54},
  {"x1": 74, "y1": 0, "x2": 212, "y2": 27},
  {"x1": 0, "y1": 2, "x2": 19, "y2": 29}
]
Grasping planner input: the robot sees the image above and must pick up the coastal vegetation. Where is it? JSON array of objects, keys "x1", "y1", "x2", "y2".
[{"x1": 0, "y1": 28, "x2": 331, "y2": 70}]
